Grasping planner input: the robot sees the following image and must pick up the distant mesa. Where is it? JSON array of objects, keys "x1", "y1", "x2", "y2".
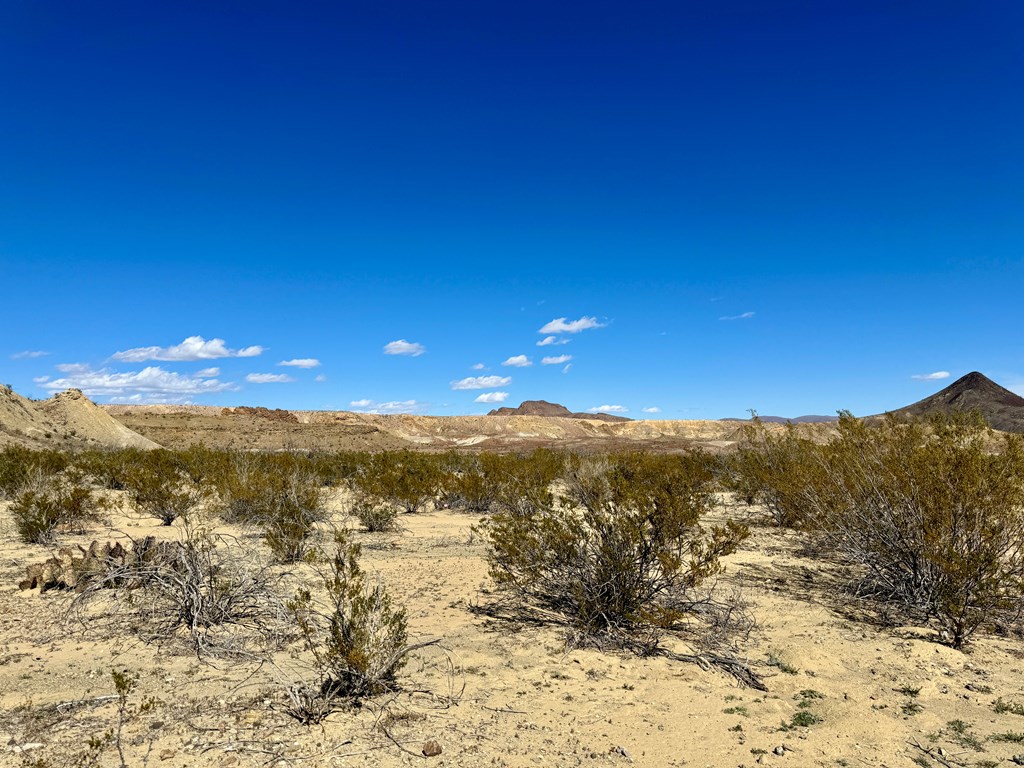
[
  {"x1": 487, "y1": 399, "x2": 632, "y2": 422},
  {"x1": 721, "y1": 414, "x2": 839, "y2": 424},
  {"x1": 883, "y1": 371, "x2": 1024, "y2": 433}
]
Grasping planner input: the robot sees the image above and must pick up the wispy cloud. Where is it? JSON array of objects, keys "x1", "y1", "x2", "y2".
[
  {"x1": 542, "y1": 355, "x2": 572, "y2": 365},
  {"x1": 246, "y1": 373, "x2": 295, "y2": 384},
  {"x1": 912, "y1": 370, "x2": 951, "y2": 381},
  {"x1": 642, "y1": 406, "x2": 662, "y2": 414},
  {"x1": 196, "y1": 367, "x2": 220, "y2": 377},
  {"x1": 383, "y1": 339, "x2": 425, "y2": 357},
  {"x1": 536, "y1": 336, "x2": 571, "y2": 347},
  {"x1": 42, "y1": 365, "x2": 236, "y2": 400},
  {"x1": 451, "y1": 375, "x2": 512, "y2": 390},
  {"x1": 471, "y1": 362, "x2": 486, "y2": 370},
  {"x1": 278, "y1": 358, "x2": 321, "y2": 368},
  {"x1": 502, "y1": 355, "x2": 532, "y2": 367},
  {"x1": 314, "y1": 374, "x2": 328, "y2": 382},
  {"x1": 719, "y1": 312, "x2": 755, "y2": 321},
  {"x1": 32, "y1": 376, "x2": 50, "y2": 384},
  {"x1": 11, "y1": 350, "x2": 49, "y2": 360},
  {"x1": 562, "y1": 364, "x2": 572, "y2": 374},
  {"x1": 56, "y1": 362, "x2": 90, "y2": 374},
  {"x1": 474, "y1": 392, "x2": 509, "y2": 404},
  {"x1": 113, "y1": 335, "x2": 264, "y2": 362},
  {"x1": 539, "y1": 316, "x2": 605, "y2": 334},
  {"x1": 586, "y1": 404, "x2": 628, "y2": 413},
  {"x1": 348, "y1": 399, "x2": 426, "y2": 415}
]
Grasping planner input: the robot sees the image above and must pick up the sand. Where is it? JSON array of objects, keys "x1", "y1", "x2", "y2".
[{"x1": 3, "y1": 490, "x2": 1024, "y2": 767}]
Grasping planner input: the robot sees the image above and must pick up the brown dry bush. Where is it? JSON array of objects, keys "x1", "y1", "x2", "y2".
[{"x1": 482, "y1": 451, "x2": 748, "y2": 651}]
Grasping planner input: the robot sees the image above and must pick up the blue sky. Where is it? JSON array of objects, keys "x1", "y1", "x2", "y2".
[{"x1": 2, "y1": 1, "x2": 1022, "y2": 418}]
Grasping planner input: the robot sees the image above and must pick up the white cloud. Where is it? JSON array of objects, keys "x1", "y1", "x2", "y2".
[
  {"x1": 536, "y1": 336, "x2": 571, "y2": 347},
  {"x1": 542, "y1": 355, "x2": 572, "y2": 365},
  {"x1": 113, "y1": 335, "x2": 264, "y2": 362},
  {"x1": 474, "y1": 392, "x2": 509, "y2": 404},
  {"x1": 32, "y1": 376, "x2": 50, "y2": 384},
  {"x1": 383, "y1": 339, "x2": 425, "y2": 357},
  {"x1": 278, "y1": 358, "x2": 321, "y2": 368},
  {"x1": 642, "y1": 406, "x2": 662, "y2": 414},
  {"x1": 912, "y1": 371, "x2": 951, "y2": 381},
  {"x1": 42, "y1": 365, "x2": 237, "y2": 400},
  {"x1": 451, "y1": 375, "x2": 512, "y2": 390},
  {"x1": 586, "y1": 404, "x2": 628, "y2": 413},
  {"x1": 471, "y1": 362, "x2": 486, "y2": 370},
  {"x1": 348, "y1": 399, "x2": 426, "y2": 415},
  {"x1": 56, "y1": 362, "x2": 90, "y2": 373},
  {"x1": 196, "y1": 367, "x2": 220, "y2": 377},
  {"x1": 246, "y1": 373, "x2": 295, "y2": 384},
  {"x1": 314, "y1": 374, "x2": 328, "y2": 382},
  {"x1": 562, "y1": 364, "x2": 572, "y2": 374},
  {"x1": 502, "y1": 355, "x2": 532, "y2": 367},
  {"x1": 719, "y1": 312, "x2": 755, "y2": 321},
  {"x1": 11, "y1": 350, "x2": 49, "y2": 359},
  {"x1": 539, "y1": 316, "x2": 605, "y2": 334}
]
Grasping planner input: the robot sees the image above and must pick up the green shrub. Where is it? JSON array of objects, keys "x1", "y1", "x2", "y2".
[
  {"x1": 0, "y1": 446, "x2": 69, "y2": 499},
  {"x1": 353, "y1": 497, "x2": 400, "y2": 532},
  {"x1": 482, "y1": 452, "x2": 747, "y2": 648},
  {"x1": 11, "y1": 474, "x2": 101, "y2": 544},
  {"x1": 351, "y1": 451, "x2": 441, "y2": 514},
  {"x1": 747, "y1": 411, "x2": 1024, "y2": 648},
  {"x1": 287, "y1": 532, "x2": 409, "y2": 722}
]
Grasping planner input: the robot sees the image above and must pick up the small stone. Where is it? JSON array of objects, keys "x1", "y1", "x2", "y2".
[
  {"x1": 422, "y1": 740, "x2": 443, "y2": 757},
  {"x1": 612, "y1": 745, "x2": 632, "y2": 760},
  {"x1": 774, "y1": 745, "x2": 786, "y2": 755},
  {"x1": 1011, "y1": 756, "x2": 1024, "y2": 766},
  {"x1": 220, "y1": 756, "x2": 239, "y2": 766},
  {"x1": 159, "y1": 750, "x2": 177, "y2": 761}
]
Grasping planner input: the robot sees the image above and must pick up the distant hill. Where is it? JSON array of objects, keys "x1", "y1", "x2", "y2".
[
  {"x1": 0, "y1": 386, "x2": 159, "y2": 449},
  {"x1": 721, "y1": 415, "x2": 839, "y2": 424},
  {"x1": 883, "y1": 371, "x2": 1024, "y2": 433},
  {"x1": 487, "y1": 399, "x2": 632, "y2": 422}
]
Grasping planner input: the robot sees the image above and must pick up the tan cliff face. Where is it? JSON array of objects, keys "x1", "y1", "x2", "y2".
[{"x1": 0, "y1": 386, "x2": 159, "y2": 449}]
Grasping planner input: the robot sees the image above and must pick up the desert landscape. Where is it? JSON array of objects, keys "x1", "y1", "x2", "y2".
[{"x1": 3, "y1": 375, "x2": 1024, "y2": 767}]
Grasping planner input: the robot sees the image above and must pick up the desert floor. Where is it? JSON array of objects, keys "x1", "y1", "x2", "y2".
[{"x1": 2, "y1": 492, "x2": 1024, "y2": 768}]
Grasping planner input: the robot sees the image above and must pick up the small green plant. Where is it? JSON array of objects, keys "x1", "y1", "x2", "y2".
[
  {"x1": 724, "y1": 705, "x2": 749, "y2": 717},
  {"x1": 990, "y1": 732, "x2": 1024, "y2": 743},
  {"x1": 767, "y1": 652, "x2": 799, "y2": 675},
  {"x1": 945, "y1": 719, "x2": 983, "y2": 751},
  {"x1": 286, "y1": 532, "x2": 412, "y2": 723},
  {"x1": 901, "y1": 701, "x2": 924, "y2": 716},
  {"x1": 896, "y1": 685, "x2": 922, "y2": 697},
  {"x1": 995, "y1": 698, "x2": 1024, "y2": 716},
  {"x1": 783, "y1": 710, "x2": 823, "y2": 729}
]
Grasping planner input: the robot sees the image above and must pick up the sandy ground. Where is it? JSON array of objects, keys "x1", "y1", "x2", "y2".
[{"x1": 3, "y1": 493, "x2": 1024, "y2": 768}]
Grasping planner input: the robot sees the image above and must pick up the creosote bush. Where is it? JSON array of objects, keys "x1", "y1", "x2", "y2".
[
  {"x1": 737, "y1": 411, "x2": 1024, "y2": 648},
  {"x1": 287, "y1": 532, "x2": 409, "y2": 722},
  {"x1": 351, "y1": 450, "x2": 441, "y2": 514},
  {"x1": 11, "y1": 472, "x2": 101, "y2": 544},
  {"x1": 482, "y1": 451, "x2": 748, "y2": 650}
]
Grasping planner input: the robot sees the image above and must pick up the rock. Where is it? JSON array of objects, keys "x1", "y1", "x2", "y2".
[
  {"x1": 774, "y1": 745, "x2": 786, "y2": 755},
  {"x1": 422, "y1": 740, "x2": 443, "y2": 757},
  {"x1": 1011, "y1": 756, "x2": 1024, "y2": 766},
  {"x1": 612, "y1": 745, "x2": 632, "y2": 760}
]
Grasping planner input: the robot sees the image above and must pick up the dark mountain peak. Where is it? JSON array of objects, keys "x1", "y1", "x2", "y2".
[
  {"x1": 886, "y1": 372, "x2": 1024, "y2": 432},
  {"x1": 488, "y1": 400, "x2": 631, "y2": 422}
]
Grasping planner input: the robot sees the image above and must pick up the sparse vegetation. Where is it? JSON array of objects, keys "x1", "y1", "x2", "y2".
[
  {"x1": 11, "y1": 472, "x2": 101, "y2": 544},
  {"x1": 482, "y1": 451, "x2": 748, "y2": 650}
]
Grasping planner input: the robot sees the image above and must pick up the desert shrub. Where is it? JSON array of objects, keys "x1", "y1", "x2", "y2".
[
  {"x1": 257, "y1": 468, "x2": 329, "y2": 563},
  {"x1": 482, "y1": 451, "x2": 748, "y2": 649},
  {"x1": 770, "y1": 411, "x2": 1024, "y2": 648},
  {"x1": 353, "y1": 497, "x2": 400, "y2": 532},
  {"x1": 286, "y1": 532, "x2": 410, "y2": 722},
  {"x1": 436, "y1": 453, "x2": 495, "y2": 512},
  {"x1": 727, "y1": 418, "x2": 825, "y2": 527},
  {"x1": 71, "y1": 526, "x2": 287, "y2": 657},
  {"x1": 126, "y1": 469, "x2": 208, "y2": 526},
  {"x1": 487, "y1": 449, "x2": 564, "y2": 517},
  {"x1": 0, "y1": 446, "x2": 69, "y2": 498},
  {"x1": 351, "y1": 451, "x2": 442, "y2": 514},
  {"x1": 11, "y1": 472, "x2": 101, "y2": 544}
]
